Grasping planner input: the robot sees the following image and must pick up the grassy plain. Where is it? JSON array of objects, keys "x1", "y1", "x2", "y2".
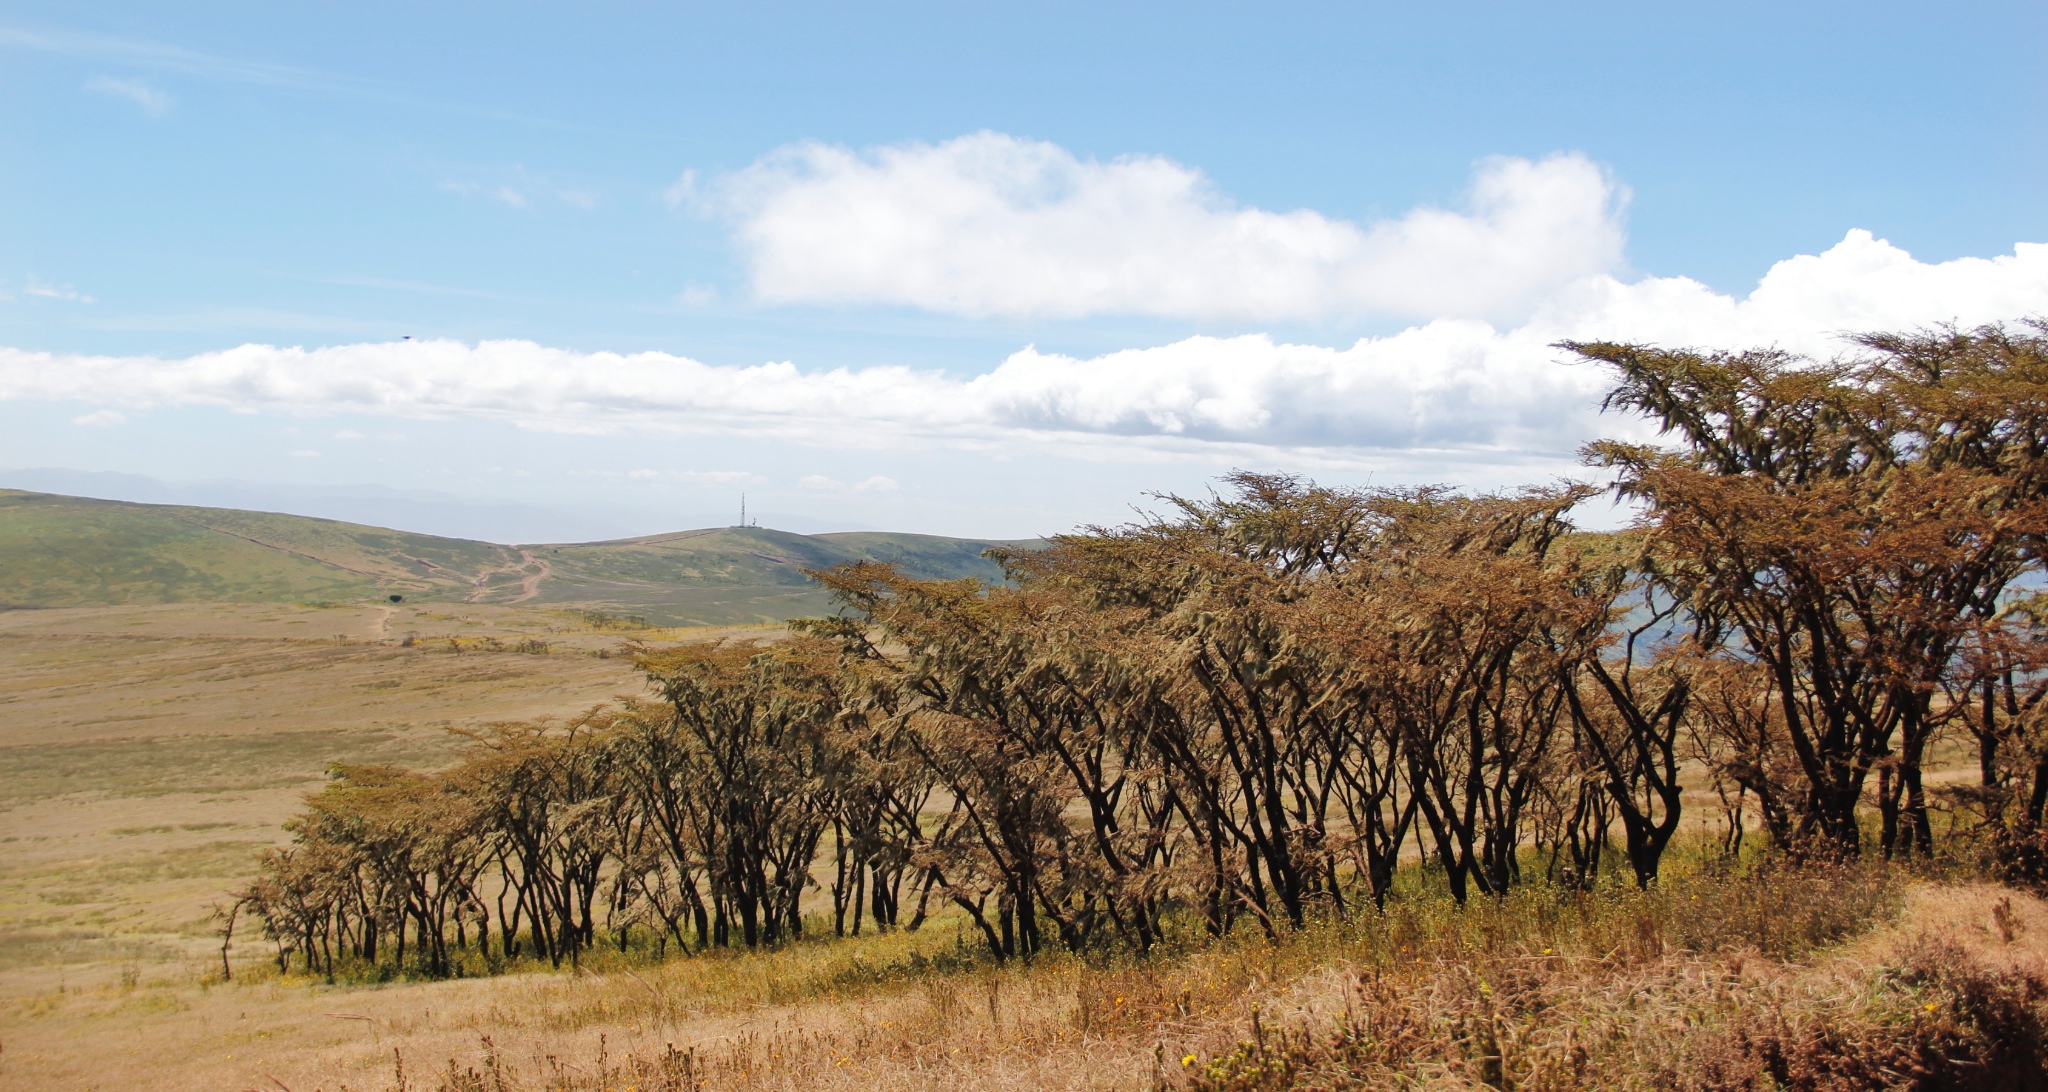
[
  {"x1": 1, "y1": 602, "x2": 2042, "y2": 1089},
  {"x1": 2, "y1": 494, "x2": 2039, "y2": 1090},
  {"x1": 0, "y1": 601, "x2": 768, "y2": 996}
]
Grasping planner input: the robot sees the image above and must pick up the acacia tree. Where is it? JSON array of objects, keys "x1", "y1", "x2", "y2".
[
  {"x1": 1939, "y1": 596, "x2": 2048, "y2": 876},
  {"x1": 1571, "y1": 322, "x2": 2048, "y2": 855},
  {"x1": 1036, "y1": 483, "x2": 1346, "y2": 935},
  {"x1": 1315, "y1": 486, "x2": 1605, "y2": 901},
  {"x1": 1558, "y1": 542, "x2": 1723, "y2": 887},
  {"x1": 451, "y1": 721, "x2": 618, "y2": 967},
  {"x1": 634, "y1": 638, "x2": 847, "y2": 948},
  {"x1": 810, "y1": 565, "x2": 1161, "y2": 957},
  {"x1": 235, "y1": 325, "x2": 2048, "y2": 977}
]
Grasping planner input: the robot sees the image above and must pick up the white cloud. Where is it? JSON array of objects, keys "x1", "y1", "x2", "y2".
[
  {"x1": 333, "y1": 429, "x2": 365, "y2": 440},
  {"x1": 572, "y1": 467, "x2": 761, "y2": 485},
  {"x1": 675, "y1": 469, "x2": 759, "y2": 485},
  {"x1": 714, "y1": 133, "x2": 1626, "y2": 322},
  {"x1": 287, "y1": 449, "x2": 320, "y2": 458},
  {"x1": 24, "y1": 279, "x2": 95, "y2": 303},
  {"x1": 0, "y1": 231, "x2": 2042, "y2": 469},
  {"x1": 85, "y1": 75, "x2": 173, "y2": 116},
  {"x1": 799, "y1": 475, "x2": 902, "y2": 496},
  {"x1": 71, "y1": 409, "x2": 126, "y2": 427},
  {"x1": 438, "y1": 180, "x2": 531, "y2": 209},
  {"x1": 663, "y1": 169, "x2": 698, "y2": 209}
]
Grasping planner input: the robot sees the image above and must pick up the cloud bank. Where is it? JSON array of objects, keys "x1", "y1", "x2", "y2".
[
  {"x1": 6, "y1": 230, "x2": 2044, "y2": 468},
  {"x1": 716, "y1": 133, "x2": 1628, "y2": 322}
]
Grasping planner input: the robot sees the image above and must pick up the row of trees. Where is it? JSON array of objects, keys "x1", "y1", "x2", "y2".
[{"x1": 234, "y1": 323, "x2": 2048, "y2": 976}]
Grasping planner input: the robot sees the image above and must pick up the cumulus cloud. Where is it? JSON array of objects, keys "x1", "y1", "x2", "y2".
[
  {"x1": 71, "y1": 409, "x2": 126, "y2": 427},
  {"x1": 85, "y1": 75, "x2": 173, "y2": 116},
  {"x1": 714, "y1": 133, "x2": 1626, "y2": 322},
  {"x1": 0, "y1": 231, "x2": 2043, "y2": 467}
]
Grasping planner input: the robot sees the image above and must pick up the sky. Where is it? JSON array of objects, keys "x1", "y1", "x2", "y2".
[{"x1": 1, "y1": 2, "x2": 2045, "y2": 540}]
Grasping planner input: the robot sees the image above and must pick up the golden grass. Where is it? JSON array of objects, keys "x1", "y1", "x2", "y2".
[
  {"x1": 9, "y1": 851, "x2": 2036, "y2": 1092},
  {"x1": 5, "y1": 600, "x2": 2041, "y2": 1090},
  {"x1": 0, "y1": 602, "x2": 702, "y2": 997}
]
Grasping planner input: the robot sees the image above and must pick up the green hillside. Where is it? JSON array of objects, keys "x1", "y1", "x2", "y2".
[
  {"x1": 0, "y1": 490, "x2": 508, "y2": 607},
  {"x1": 528, "y1": 526, "x2": 1040, "y2": 624},
  {"x1": 0, "y1": 489, "x2": 1039, "y2": 624}
]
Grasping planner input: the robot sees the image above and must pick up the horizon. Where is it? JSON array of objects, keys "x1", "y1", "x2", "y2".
[{"x1": 3, "y1": 3, "x2": 2044, "y2": 538}]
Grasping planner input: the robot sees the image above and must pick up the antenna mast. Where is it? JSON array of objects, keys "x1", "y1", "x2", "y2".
[{"x1": 740, "y1": 493, "x2": 746, "y2": 528}]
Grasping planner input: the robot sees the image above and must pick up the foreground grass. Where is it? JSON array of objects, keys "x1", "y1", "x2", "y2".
[
  {"x1": 141, "y1": 861, "x2": 2046, "y2": 1092},
  {"x1": 7, "y1": 856, "x2": 2044, "y2": 1090},
  {"x1": 448, "y1": 871, "x2": 2042, "y2": 1092}
]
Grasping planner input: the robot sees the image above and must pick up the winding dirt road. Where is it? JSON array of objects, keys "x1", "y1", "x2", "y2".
[
  {"x1": 509, "y1": 551, "x2": 550, "y2": 604},
  {"x1": 466, "y1": 550, "x2": 551, "y2": 604}
]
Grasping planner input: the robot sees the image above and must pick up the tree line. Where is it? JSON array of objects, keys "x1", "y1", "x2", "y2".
[{"x1": 231, "y1": 323, "x2": 2048, "y2": 978}]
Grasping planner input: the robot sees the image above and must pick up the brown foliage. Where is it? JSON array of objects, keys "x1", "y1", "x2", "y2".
[
  {"x1": 233, "y1": 322, "x2": 2048, "y2": 979},
  {"x1": 1571, "y1": 322, "x2": 2048, "y2": 858}
]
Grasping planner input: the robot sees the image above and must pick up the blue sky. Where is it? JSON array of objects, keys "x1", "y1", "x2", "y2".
[{"x1": 2, "y1": 2, "x2": 2045, "y2": 539}]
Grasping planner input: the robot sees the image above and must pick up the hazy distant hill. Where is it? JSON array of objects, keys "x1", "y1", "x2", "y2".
[
  {"x1": 0, "y1": 489, "x2": 1039, "y2": 624},
  {"x1": 0, "y1": 467, "x2": 648, "y2": 544}
]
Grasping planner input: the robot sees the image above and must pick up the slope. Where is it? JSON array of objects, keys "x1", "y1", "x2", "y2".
[
  {"x1": 0, "y1": 490, "x2": 511, "y2": 607},
  {"x1": 525, "y1": 526, "x2": 1040, "y2": 624},
  {"x1": 0, "y1": 489, "x2": 1041, "y2": 624}
]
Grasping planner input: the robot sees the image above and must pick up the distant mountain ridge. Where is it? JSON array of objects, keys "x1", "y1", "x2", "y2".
[{"x1": 0, "y1": 489, "x2": 1039, "y2": 625}]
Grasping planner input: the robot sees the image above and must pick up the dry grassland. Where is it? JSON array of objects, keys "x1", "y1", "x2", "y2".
[
  {"x1": 0, "y1": 603, "x2": 772, "y2": 998},
  {"x1": 0, "y1": 863, "x2": 2040, "y2": 1091},
  {"x1": 3, "y1": 602, "x2": 2041, "y2": 1091}
]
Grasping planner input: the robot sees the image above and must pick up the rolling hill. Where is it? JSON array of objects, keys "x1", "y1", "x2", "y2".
[{"x1": 0, "y1": 489, "x2": 1038, "y2": 625}]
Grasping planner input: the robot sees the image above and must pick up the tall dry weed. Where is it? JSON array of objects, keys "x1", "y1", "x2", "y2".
[{"x1": 289, "y1": 859, "x2": 2021, "y2": 1092}]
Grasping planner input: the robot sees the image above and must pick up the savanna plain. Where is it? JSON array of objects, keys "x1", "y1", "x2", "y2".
[
  {"x1": 6, "y1": 599, "x2": 2044, "y2": 1092},
  {"x1": 7, "y1": 326, "x2": 2048, "y2": 1091}
]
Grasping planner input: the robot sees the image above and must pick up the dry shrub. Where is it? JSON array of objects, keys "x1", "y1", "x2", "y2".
[
  {"x1": 1690, "y1": 936, "x2": 2048, "y2": 1092},
  {"x1": 1180, "y1": 870, "x2": 2046, "y2": 1092},
  {"x1": 1183, "y1": 933, "x2": 2048, "y2": 1092},
  {"x1": 1667, "y1": 856, "x2": 1904, "y2": 958},
  {"x1": 423, "y1": 1035, "x2": 700, "y2": 1092},
  {"x1": 308, "y1": 861, "x2": 1928, "y2": 1092}
]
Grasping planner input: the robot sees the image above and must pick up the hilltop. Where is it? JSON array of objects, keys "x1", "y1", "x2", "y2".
[{"x1": 0, "y1": 488, "x2": 1037, "y2": 625}]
